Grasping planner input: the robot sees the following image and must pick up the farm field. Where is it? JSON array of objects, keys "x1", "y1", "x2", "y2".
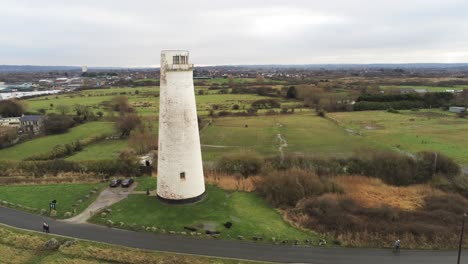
[
  {"x1": 66, "y1": 139, "x2": 127, "y2": 161},
  {"x1": 25, "y1": 84, "x2": 292, "y2": 116},
  {"x1": 0, "y1": 183, "x2": 106, "y2": 218},
  {"x1": 0, "y1": 224, "x2": 261, "y2": 264},
  {"x1": 90, "y1": 185, "x2": 319, "y2": 243},
  {"x1": 380, "y1": 85, "x2": 468, "y2": 92},
  {"x1": 328, "y1": 110, "x2": 468, "y2": 165},
  {"x1": 0, "y1": 122, "x2": 115, "y2": 160},
  {"x1": 200, "y1": 112, "x2": 379, "y2": 161}
]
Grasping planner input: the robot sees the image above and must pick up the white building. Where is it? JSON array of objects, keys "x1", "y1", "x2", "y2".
[
  {"x1": 0, "y1": 117, "x2": 21, "y2": 128},
  {"x1": 449, "y1": 106, "x2": 466, "y2": 113},
  {"x1": 157, "y1": 50, "x2": 205, "y2": 203}
]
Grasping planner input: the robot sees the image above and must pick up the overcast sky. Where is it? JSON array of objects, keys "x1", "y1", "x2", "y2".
[{"x1": 1, "y1": 0, "x2": 467, "y2": 66}]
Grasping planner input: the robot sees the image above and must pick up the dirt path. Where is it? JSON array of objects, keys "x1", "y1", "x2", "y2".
[
  {"x1": 63, "y1": 184, "x2": 137, "y2": 224},
  {"x1": 277, "y1": 133, "x2": 288, "y2": 162}
]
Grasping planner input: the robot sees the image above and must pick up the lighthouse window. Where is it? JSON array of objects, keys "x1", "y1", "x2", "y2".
[
  {"x1": 180, "y1": 172, "x2": 186, "y2": 180},
  {"x1": 173, "y1": 56, "x2": 180, "y2": 64},
  {"x1": 181, "y1": 56, "x2": 187, "y2": 64}
]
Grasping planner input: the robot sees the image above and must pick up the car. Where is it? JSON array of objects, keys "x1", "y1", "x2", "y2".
[
  {"x1": 109, "y1": 179, "x2": 122, "y2": 188},
  {"x1": 121, "y1": 178, "x2": 134, "y2": 188}
]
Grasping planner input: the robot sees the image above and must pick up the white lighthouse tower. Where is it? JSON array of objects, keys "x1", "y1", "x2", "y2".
[{"x1": 157, "y1": 50, "x2": 205, "y2": 203}]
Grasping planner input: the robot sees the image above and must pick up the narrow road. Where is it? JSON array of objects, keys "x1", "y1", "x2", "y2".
[
  {"x1": 0, "y1": 206, "x2": 463, "y2": 263},
  {"x1": 63, "y1": 184, "x2": 137, "y2": 224}
]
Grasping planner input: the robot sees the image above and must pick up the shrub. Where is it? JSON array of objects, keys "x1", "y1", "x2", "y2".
[
  {"x1": 415, "y1": 152, "x2": 460, "y2": 179},
  {"x1": 44, "y1": 114, "x2": 75, "y2": 135},
  {"x1": 251, "y1": 99, "x2": 281, "y2": 109},
  {"x1": 257, "y1": 169, "x2": 340, "y2": 207},
  {"x1": 316, "y1": 109, "x2": 326, "y2": 117},
  {"x1": 215, "y1": 152, "x2": 263, "y2": 177},
  {"x1": 0, "y1": 99, "x2": 26, "y2": 117}
]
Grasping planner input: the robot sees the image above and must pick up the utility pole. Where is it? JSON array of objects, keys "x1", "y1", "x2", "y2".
[{"x1": 457, "y1": 213, "x2": 467, "y2": 264}]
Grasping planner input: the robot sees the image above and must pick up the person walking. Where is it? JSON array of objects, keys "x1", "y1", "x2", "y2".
[
  {"x1": 394, "y1": 239, "x2": 401, "y2": 253},
  {"x1": 42, "y1": 222, "x2": 49, "y2": 233}
]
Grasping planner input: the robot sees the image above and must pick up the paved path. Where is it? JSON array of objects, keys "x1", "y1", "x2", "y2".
[
  {"x1": 0, "y1": 207, "x2": 464, "y2": 263},
  {"x1": 64, "y1": 184, "x2": 137, "y2": 224}
]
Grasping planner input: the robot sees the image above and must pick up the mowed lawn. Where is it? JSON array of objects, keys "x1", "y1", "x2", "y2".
[
  {"x1": 329, "y1": 110, "x2": 468, "y2": 165},
  {"x1": 200, "y1": 112, "x2": 377, "y2": 161},
  {"x1": 0, "y1": 122, "x2": 115, "y2": 160},
  {"x1": 90, "y1": 185, "x2": 317, "y2": 243},
  {"x1": 0, "y1": 183, "x2": 106, "y2": 218},
  {"x1": 66, "y1": 139, "x2": 128, "y2": 161}
]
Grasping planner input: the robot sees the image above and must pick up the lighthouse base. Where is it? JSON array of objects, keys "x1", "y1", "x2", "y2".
[{"x1": 157, "y1": 192, "x2": 206, "y2": 205}]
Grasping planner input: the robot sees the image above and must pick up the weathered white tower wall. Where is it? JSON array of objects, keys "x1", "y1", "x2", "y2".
[{"x1": 157, "y1": 50, "x2": 205, "y2": 203}]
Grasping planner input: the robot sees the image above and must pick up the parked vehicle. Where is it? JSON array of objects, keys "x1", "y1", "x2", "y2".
[
  {"x1": 109, "y1": 179, "x2": 122, "y2": 188},
  {"x1": 121, "y1": 178, "x2": 134, "y2": 188}
]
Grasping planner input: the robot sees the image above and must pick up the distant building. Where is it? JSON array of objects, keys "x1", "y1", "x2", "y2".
[
  {"x1": 449, "y1": 107, "x2": 466, "y2": 114},
  {"x1": 1, "y1": 83, "x2": 35, "y2": 93},
  {"x1": 20, "y1": 115, "x2": 44, "y2": 135},
  {"x1": 414, "y1": 89, "x2": 427, "y2": 94},
  {"x1": 0, "y1": 117, "x2": 21, "y2": 128}
]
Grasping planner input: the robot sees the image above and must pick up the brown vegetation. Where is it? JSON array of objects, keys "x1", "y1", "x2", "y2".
[
  {"x1": 334, "y1": 176, "x2": 441, "y2": 210},
  {"x1": 204, "y1": 172, "x2": 257, "y2": 192},
  {"x1": 0, "y1": 225, "x2": 258, "y2": 264},
  {"x1": 279, "y1": 175, "x2": 468, "y2": 249}
]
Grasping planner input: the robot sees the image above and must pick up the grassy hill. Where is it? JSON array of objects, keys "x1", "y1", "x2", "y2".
[{"x1": 0, "y1": 122, "x2": 115, "y2": 160}]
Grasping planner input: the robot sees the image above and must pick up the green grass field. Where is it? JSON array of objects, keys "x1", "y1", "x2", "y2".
[
  {"x1": 200, "y1": 112, "x2": 378, "y2": 161},
  {"x1": 0, "y1": 122, "x2": 115, "y2": 160},
  {"x1": 329, "y1": 110, "x2": 468, "y2": 165},
  {"x1": 25, "y1": 86, "x2": 292, "y2": 117},
  {"x1": 66, "y1": 139, "x2": 127, "y2": 161},
  {"x1": 0, "y1": 183, "x2": 106, "y2": 218},
  {"x1": 0, "y1": 224, "x2": 263, "y2": 264},
  {"x1": 90, "y1": 185, "x2": 318, "y2": 243},
  {"x1": 134, "y1": 176, "x2": 157, "y2": 191}
]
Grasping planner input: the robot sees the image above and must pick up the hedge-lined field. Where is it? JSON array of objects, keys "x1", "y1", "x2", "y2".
[
  {"x1": 200, "y1": 112, "x2": 379, "y2": 161},
  {"x1": 328, "y1": 110, "x2": 468, "y2": 165},
  {"x1": 66, "y1": 139, "x2": 128, "y2": 161},
  {"x1": 0, "y1": 122, "x2": 115, "y2": 160}
]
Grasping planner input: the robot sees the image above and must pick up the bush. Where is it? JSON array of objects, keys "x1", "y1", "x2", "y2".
[
  {"x1": 215, "y1": 152, "x2": 263, "y2": 177},
  {"x1": 44, "y1": 114, "x2": 75, "y2": 134},
  {"x1": 316, "y1": 109, "x2": 326, "y2": 117},
  {"x1": 0, "y1": 159, "x2": 142, "y2": 177},
  {"x1": 251, "y1": 99, "x2": 281, "y2": 109},
  {"x1": 0, "y1": 99, "x2": 26, "y2": 117},
  {"x1": 257, "y1": 169, "x2": 340, "y2": 207}
]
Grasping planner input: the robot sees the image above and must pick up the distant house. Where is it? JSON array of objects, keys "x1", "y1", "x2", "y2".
[
  {"x1": 20, "y1": 115, "x2": 44, "y2": 135},
  {"x1": 414, "y1": 89, "x2": 428, "y2": 94},
  {"x1": 399, "y1": 88, "x2": 415, "y2": 94},
  {"x1": 0, "y1": 116, "x2": 21, "y2": 128},
  {"x1": 449, "y1": 107, "x2": 466, "y2": 114}
]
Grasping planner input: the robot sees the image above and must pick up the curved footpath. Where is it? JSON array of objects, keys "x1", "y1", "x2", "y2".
[{"x1": 0, "y1": 206, "x2": 464, "y2": 264}]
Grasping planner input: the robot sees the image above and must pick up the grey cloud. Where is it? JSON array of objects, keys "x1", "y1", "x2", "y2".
[{"x1": 0, "y1": 0, "x2": 467, "y2": 66}]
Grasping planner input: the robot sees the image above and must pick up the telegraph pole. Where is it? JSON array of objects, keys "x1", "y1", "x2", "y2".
[{"x1": 457, "y1": 213, "x2": 467, "y2": 264}]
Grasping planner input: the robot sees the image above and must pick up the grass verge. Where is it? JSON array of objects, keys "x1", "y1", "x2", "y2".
[
  {"x1": 89, "y1": 185, "x2": 320, "y2": 244},
  {"x1": 0, "y1": 224, "x2": 266, "y2": 263},
  {"x1": 0, "y1": 183, "x2": 106, "y2": 218}
]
